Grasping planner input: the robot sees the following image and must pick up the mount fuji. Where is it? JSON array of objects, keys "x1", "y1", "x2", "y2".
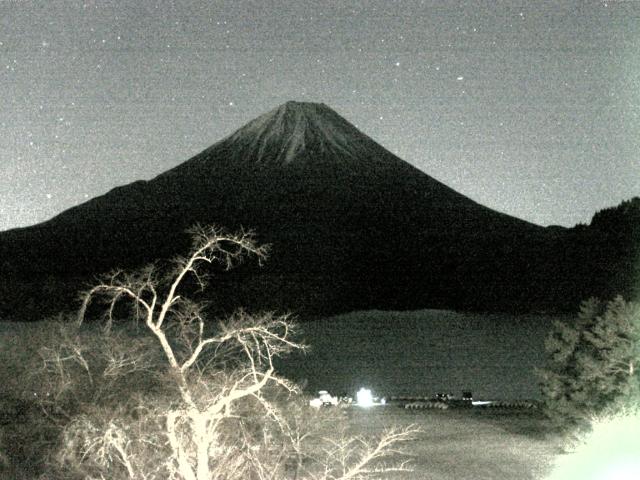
[{"x1": 0, "y1": 102, "x2": 637, "y2": 320}]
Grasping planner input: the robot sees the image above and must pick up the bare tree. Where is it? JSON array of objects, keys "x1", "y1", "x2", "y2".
[
  {"x1": 75, "y1": 225, "x2": 297, "y2": 479},
  {"x1": 50, "y1": 224, "x2": 420, "y2": 480}
]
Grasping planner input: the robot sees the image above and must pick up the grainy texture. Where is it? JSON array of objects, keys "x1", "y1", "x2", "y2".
[
  {"x1": 2, "y1": 1, "x2": 639, "y2": 231},
  {"x1": 276, "y1": 309, "x2": 563, "y2": 400}
]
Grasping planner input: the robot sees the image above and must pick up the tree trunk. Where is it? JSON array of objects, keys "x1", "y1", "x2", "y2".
[{"x1": 194, "y1": 413, "x2": 211, "y2": 480}]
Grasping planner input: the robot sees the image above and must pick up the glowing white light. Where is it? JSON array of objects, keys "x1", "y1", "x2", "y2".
[
  {"x1": 356, "y1": 388, "x2": 373, "y2": 408},
  {"x1": 545, "y1": 409, "x2": 640, "y2": 480},
  {"x1": 599, "y1": 461, "x2": 640, "y2": 480}
]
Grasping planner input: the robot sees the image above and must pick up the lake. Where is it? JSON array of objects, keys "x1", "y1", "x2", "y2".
[{"x1": 276, "y1": 309, "x2": 570, "y2": 400}]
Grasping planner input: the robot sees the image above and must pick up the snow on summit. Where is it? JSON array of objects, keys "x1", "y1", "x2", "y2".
[{"x1": 223, "y1": 101, "x2": 376, "y2": 166}]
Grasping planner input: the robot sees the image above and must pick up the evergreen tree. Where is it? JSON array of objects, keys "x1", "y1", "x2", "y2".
[{"x1": 539, "y1": 296, "x2": 640, "y2": 430}]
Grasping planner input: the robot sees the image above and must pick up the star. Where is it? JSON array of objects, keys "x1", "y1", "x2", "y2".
[{"x1": 0, "y1": 0, "x2": 633, "y2": 231}]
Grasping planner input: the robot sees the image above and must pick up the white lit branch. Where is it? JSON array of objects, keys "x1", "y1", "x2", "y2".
[
  {"x1": 78, "y1": 225, "x2": 269, "y2": 380},
  {"x1": 318, "y1": 426, "x2": 420, "y2": 480},
  {"x1": 75, "y1": 225, "x2": 308, "y2": 480},
  {"x1": 66, "y1": 224, "x2": 417, "y2": 480}
]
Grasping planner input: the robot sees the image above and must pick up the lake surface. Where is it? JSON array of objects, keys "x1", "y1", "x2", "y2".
[
  {"x1": 276, "y1": 309, "x2": 570, "y2": 400},
  {"x1": 0, "y1": 309, "x2": 569, "y2": 401}
]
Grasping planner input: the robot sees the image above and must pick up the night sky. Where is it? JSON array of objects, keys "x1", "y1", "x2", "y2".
[{"x1": 1, "y1": 0, "x2": 638, "y2": 231}]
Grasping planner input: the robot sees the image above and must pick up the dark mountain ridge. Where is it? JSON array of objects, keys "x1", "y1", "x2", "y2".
[{"x1": 0, "y1": 102, "x2": 637, "y2": 320}]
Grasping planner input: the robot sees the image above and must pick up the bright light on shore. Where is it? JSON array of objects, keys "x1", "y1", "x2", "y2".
[{"x1": 356, "y1": 387, "x2": 373, "y2": 407}]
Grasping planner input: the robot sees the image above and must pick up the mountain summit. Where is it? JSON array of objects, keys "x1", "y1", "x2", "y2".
[
  {"x1": 1, "y1": 101, "x2": 635, "y2": 320},
  {"x1": 221, "y1": 101, "x2": 371, "y2": 166},
  {"x1": 165, "y1": 100, "x2": 420, "y2": 181},
  {"x1": 159, "y1": 101, "x2": 523, "y2": 230}
]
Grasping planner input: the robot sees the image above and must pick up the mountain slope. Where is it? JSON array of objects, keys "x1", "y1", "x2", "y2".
[{"x1": 0, "y1": 102, "x2": 634, "y2": 320}]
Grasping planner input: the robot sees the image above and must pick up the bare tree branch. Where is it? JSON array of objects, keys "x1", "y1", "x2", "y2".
[{"x1": 60, "y1": 225, "x2": 418, "y2": 480}]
